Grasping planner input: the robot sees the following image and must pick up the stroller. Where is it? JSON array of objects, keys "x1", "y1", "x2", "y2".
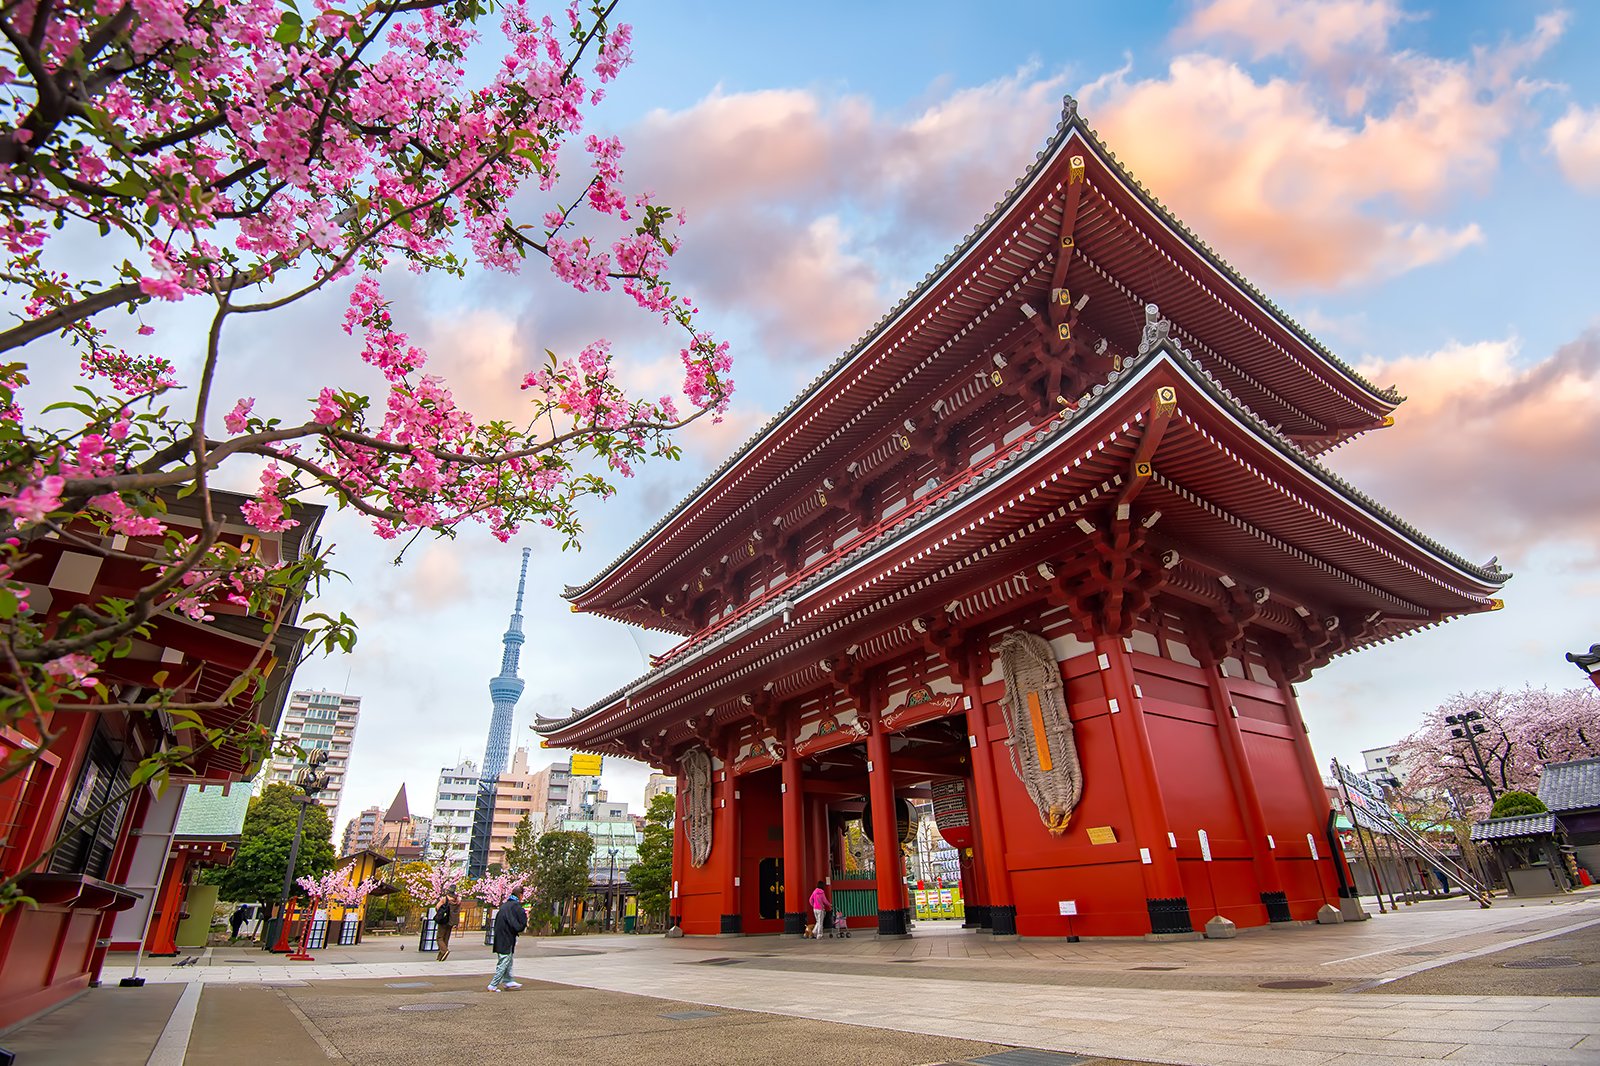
[{"x1": 831, "y1": 910, "x2": 851, "y2": 938}]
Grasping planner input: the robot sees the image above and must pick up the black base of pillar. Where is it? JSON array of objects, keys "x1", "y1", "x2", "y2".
[
  {"x1": 963, "y1": 903, "x2": 988, "y2": 929},
  {"x1": 1261, "y1": 891, "x2": 1293, "y2": 923},
  {"x1": 783, "y1": 912, "x2": 807, "y2": 935},
  {"x1": 877, "y1": 909, "x2": 909, "y2": 936},
  {"x1": 990, "y1": 905, "x2": 1017, "y2": 936},
  {"x1": 1146, "y1": 896, "x2": 1194, "y2": 935},
  {"x1": 1338, "y1": 885, "x2": 1360, "y2": 899},
  {"x1": 973, "y1": 904, "x2": 993, "y2": 930},
  {"x1": 719, "y1": 914, "x2": 743, "y2": 934}
]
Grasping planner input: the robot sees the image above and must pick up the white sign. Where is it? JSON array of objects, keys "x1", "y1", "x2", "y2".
[
  {"x1": 1139, "y1": 847, "x2": 1152, "y2": 865},
  {"x1": 1307, "y1": 833, "x2": 1319, "y2": 860},
  {"x1": 1058, "y1": 900, "x2": 1078, "y2": 916},
  {"x1": 1198, "y1": 829, "x2": 1212, "y2": 862}
]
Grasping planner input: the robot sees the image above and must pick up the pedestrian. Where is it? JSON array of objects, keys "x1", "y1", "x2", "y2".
[
  {"x1": 229, "y1": 904, "x2": 250, "y2": 941},
  {"x1": 809, "y1": 880, "x2": 830, "y2": 941},
  {"x1": 434, "y1": 891, "x2": 458, "y2": 962},
  {"x1": 487, "y1": 891, "x2": 527, "y2": 992}
]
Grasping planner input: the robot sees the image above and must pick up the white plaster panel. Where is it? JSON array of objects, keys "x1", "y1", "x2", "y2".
[{"x1": 49, "y1": 551, "x2": 102, "y2": 594}]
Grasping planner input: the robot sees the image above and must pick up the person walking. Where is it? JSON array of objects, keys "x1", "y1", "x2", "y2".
[
  {"x1": 487, "y1": 891, "x2": 527, "y2": 992},
  {"x1": 434, "y1": 891, "x2": 458, "y2": 961},
  {"x1": 809, "y1": 880, "x2": 830, "y2": 941},
  {"x1": 228, "y1": 904, "x2": 250, "y2": 941}
]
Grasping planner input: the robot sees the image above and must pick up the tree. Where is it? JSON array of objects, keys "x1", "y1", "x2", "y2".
[
  {"x1": 503, "y1": 811, "x2": 541, "y2": 876},
  {"x1": 213, "y1": 784, "x2": 336, "y2": 910},
  {"x1": 1490, "y1": 791, "x2": 1549, "y2": 819},
  {"x1": 1392, "y1": 686, "x2": 1600, "y2": 816},
  {"x1": 0, "y1": 0, "x2": 731, "y2": 908},
  {"x1": 627, "y1": 791, "x2": 673, "y2": 928},
  {"x1": 533, "y1": 829, "x2": 593, "y2": 932}
]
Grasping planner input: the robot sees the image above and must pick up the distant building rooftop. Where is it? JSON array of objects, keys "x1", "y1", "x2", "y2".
[{"x1": 1538, "y1": 757, "x2": 1600, "y2": 814}]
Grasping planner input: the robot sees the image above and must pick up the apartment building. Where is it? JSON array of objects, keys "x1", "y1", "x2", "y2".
[
  {"x1": 267, "y1": 689, "x2": 361, "y2": 822},
  {"x1": 430, "y1": 759, "x2": 479, "y2": 867}
]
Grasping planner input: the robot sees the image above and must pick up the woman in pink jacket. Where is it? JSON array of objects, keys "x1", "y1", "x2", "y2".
[{"x1": 808, "y1": 881, "x2": 830, "y2": 940}]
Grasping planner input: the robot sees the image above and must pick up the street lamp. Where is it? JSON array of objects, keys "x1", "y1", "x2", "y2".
[
  {"x1": 1565, "y1": 644, "x2": 1600, "y2": 691},
  {"x1": 607, "y1": 847, "x2": 619, "y2": 932},
  {"x1": 1445, "y1": 711, "x2": 1498, "y2": 804},
  {"x1": 274, "y1": 749, "x2": 332, "y2": 956}
]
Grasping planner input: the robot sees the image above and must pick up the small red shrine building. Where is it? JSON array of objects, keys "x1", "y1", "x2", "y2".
[
  {"x1": 0, "y1": 491, "x2": 319, "y2": 1029},
  {"x1": 541, "y1": 98, "x2": 1507, "y2": 940}
]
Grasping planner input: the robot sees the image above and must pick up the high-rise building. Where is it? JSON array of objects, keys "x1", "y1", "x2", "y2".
[
  {"x1": 469, "y1": 549, "x2": 531, "y2": 876},
  {"x1": 268, "y1": 689, "x2": 361, "y2": 822},
  {"x1": 479, "y1": 751, "x2": 607, "y2": 870},
  {"x1": 341, "y1": 805, "x2": 381, "y2": 855},
  {"x1": 431, "y1": 759, "x2": 479, "y2": 867},
  {"x1": 374, "y1": 785, "x2": 428, "y2": 862}
]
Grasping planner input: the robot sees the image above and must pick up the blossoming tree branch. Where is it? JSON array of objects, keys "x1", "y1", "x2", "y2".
[{"x1": 0, "y1": 0, "x2": 732, "y2": 899}]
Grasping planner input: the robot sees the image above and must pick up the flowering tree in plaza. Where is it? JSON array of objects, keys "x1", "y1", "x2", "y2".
[
  {"x1": 473, "y1": 869, "x2": 531, "y2": 910},
  {"x1": 400, "y1": 860, "x2": 466, "y2": 906},
  {"x1": 0, "y1": 0, "x2": 732, "y2": 905},
  {"x1": 1391, "y1": 686, "x2": 1600, "y2": 816}
]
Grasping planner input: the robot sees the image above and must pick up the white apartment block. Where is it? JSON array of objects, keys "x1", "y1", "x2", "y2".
[
  {"x1": 431, "y1": 758, "x2": 479, "y2": 866},
  {"x1": 267, "y1": 689, "x2": 362, "y2": 824}
]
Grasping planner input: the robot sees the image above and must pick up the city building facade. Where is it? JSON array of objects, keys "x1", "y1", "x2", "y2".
[
  {"x1": 430, "y1": 758, "x2": 479, "y2": 866},
  {"x1": 341, "y1": 805, "x2": 381, "y2": 856},
  {"x1": 267, "y1": 689, "x2": 362, "y2": 823}
]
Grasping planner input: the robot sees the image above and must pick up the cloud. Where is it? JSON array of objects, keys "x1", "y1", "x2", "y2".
[
  {"x1": 1179, "y1": 0, "x2": 1405, "y2": 67},
  {"x1": 1079, "y1": 14, "x2": 1562, "y2": 288},
  {"x1": 1549, "y1": 103, "x2": 1600, "y2": 193},
  {"x1": 1333, "y1": 326, "x2": 1600, "y2": 562}
]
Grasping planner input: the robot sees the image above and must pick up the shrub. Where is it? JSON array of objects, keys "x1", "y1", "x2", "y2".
[{"x1": 1489, "y1": 791, "x2": 1548, "y2": 818}]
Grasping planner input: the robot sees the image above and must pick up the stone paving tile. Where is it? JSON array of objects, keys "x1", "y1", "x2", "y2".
[{"x1": 1440, "y1": 1046, "x2": 1600, "y2": 1065}]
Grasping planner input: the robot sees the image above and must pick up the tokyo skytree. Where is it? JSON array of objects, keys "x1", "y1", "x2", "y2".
[{"x1": 468, "y1": 547, "x2": 530, "y2": 876}]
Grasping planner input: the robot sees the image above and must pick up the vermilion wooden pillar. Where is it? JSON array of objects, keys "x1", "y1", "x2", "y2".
[
  {"x1": 717, "y1": 734, "x2": 741, "y2": 935},
  {"x1": 866, "y1": 705, "x2": 909, "y2": 937},
  {"x1": 1196, "y1": 644, "x2": 1288, "y2": 922},
  {"x1": 1274, "y1": 663, "x2": 1358, "y2": 917},
  {"x1": 669, "y1": 772, "x2": 687, "y2": 929},
  {"x1": 780, "y1": 713, "x2": 806, "y2": 935},
  {"x1": 145, "y1": 852, "x2": 190, "y2": 956},
  {"x1": 1095, "y1": 634, "x2": 1193, "y2": 936},
  {"x1": 961, "y1": 654, "x2": 1015, "y2": 936}
]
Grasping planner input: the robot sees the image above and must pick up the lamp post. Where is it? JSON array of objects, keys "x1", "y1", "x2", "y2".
[
  {"x1": 272, "y1": 749, "x2": 332, "y2": 954},
  {"x1": 1565, "y1": 644, "x2": 1600, "y2": 691},
  {"x1": 607, "y1": 847, "x2": 619, "y2": 932},
  {"x1": 1445, "y1": 711, "x2": 1498, "y2": 805}
]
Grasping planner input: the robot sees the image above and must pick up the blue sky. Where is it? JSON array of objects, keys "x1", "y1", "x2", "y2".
[{"x1": 249, "y1": 0, "x2": 1600, "y2": 830}]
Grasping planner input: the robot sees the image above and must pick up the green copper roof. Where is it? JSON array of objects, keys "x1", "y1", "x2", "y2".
[{"x1": 175, "y1": 782, "x2": 253, "y2": 838}]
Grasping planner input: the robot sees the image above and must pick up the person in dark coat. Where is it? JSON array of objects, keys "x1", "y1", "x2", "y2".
[
  {"x1": 487, "y1": 891, "x2": 528, "y2": 991},
  {"x1": 229, "y1": 904, "x2": 250, "y2": 941},
  {"x1": 434, "y1": 891, "x2": 458, "y2": 961}
]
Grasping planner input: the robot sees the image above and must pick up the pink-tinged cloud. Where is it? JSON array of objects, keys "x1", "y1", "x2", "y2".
[
  {"x1": 1180, "y1": 0, "x2": 1404, "y2": 66},
  {"x1": 1333, "y1": 327, "x2": 1600, "y2": 562},
  {"x1": 1077, "y1": 13, "x2": 1566, "y2": 290},
  {"x1": 1549, "y1": 104, "x2": 1600, "y2": 193},
  {"x1": 622, "y1": 72, "x2": 1068, "y2": 363}
]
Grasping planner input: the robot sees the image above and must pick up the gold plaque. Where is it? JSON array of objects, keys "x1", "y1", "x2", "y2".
[{"x1": 1086, "y1": 826, "x2": 1118, "y2": 845}]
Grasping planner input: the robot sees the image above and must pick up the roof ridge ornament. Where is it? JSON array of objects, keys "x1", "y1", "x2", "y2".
[{"x1": 1137, "y1": 303, "x2": 1172, "y2": 357}]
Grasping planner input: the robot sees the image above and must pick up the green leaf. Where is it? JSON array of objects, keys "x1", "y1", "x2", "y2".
[{"x1": 273, "y1": 11, "x2": 303, "y2": 44}]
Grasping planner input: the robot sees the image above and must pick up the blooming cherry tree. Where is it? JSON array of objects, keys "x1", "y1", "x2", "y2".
[
  {"x1": 0, "y1": 0, "x2": 732, "y2": 904},
  {"x1": 401, "y1": 861, "x2": 466, "y2": 905},
  {"x1": 473, "y1": 870, "x2": 531, "y2": 910},
  {"x1": 1391, "y1": 686, "x2": 1600, "y2": 816}
]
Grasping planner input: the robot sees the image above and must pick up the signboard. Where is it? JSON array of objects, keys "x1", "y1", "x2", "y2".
[
  {"x1": 1086, "y1": 825, "x2": 1118, "y2": 845},
  {"x1": 1058, "y1": 900, "x2": 1077, "y2": 916},
  {"x1": 570, "y1": 753, "x2": 604, "y2": 777},
  {"x1": 1198, "y1": 829, "x2": 1212, "y2": 862}
]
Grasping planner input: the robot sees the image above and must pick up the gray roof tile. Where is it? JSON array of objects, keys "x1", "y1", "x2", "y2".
[
  {"x1": 1469, "y1": 812, "x2": 1556, "y2": 841},
  {"x1": 1538, "y1": 757, "x2": 1600, "y2": 813}
]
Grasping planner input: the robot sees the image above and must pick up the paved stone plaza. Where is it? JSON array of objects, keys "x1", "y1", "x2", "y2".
[{"x1": 6, "y1": 892, "x2": 1599, "y2": 1065}]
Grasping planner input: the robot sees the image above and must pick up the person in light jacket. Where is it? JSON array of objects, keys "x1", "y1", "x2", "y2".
[{"x1": 488, "y1": 892, "x2": 528, "y2": 992}]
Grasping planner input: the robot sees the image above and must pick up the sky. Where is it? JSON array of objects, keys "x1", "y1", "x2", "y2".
[{"x1": 31, "y1": 1, "x2": 1600, "y2": 835}]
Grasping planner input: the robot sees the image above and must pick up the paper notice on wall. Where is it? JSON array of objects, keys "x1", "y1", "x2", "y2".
[
  {"x1": 1198, "y1": 829, "x2": 1212, "y2": 862},
  {"x1": 1058, "y1": 900, "x2": 1077, "y2": 916},
  {"x1": 1307, "y1": 833, "x2": 1319, "y2": 860}
]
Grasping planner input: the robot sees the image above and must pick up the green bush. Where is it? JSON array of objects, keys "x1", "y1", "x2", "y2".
[{"x1": 1489, "y1": 791, "x2": 1548, "y2": 818}]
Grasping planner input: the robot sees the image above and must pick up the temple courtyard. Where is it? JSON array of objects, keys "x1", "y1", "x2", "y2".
[{"x1": 7, "y1": 892, "x2": 1599, "y2": 1066}]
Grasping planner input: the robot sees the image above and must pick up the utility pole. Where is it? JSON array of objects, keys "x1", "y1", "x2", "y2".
[{"x1": 1446, "y1": 711, "x2": 1499, "y2": 804}]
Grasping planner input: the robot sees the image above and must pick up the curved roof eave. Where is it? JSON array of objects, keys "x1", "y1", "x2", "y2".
[
  {"x1": 545, "y1": 341, "x2": 1504, "y2": 742},
  {"x1": 566, "y1": 96, "x2": 1403, "y2": 607}
]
